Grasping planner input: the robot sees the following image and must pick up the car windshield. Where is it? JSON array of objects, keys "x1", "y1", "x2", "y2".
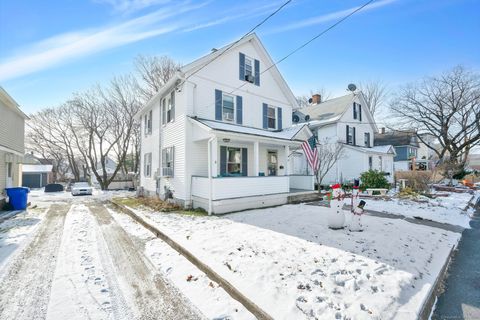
[{"x1": 74, "y1": 182, "x2": 90, "y2": 188}]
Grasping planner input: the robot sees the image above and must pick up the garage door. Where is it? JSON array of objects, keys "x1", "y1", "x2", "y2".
[{"x1": 23, "y1": 173, "x2": 41, "y2": 188}]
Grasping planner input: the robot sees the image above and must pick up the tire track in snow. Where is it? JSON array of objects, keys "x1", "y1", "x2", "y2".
[
  {"x1": 88, "y1": 202, "x2": 203, "y2": 320},
  {"x1": 0, "y1": 203, "x2": 70, "y2": 320}
]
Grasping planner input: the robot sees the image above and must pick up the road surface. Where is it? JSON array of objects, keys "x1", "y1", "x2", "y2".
[{"x1": 0, "y1": 196, "x2": 202, "y2": 320}]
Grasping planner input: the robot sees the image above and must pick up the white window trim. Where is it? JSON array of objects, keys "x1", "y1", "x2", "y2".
[
  {"x1": 144, "y1": 153, "x2": 152, "y2": 177},
  {"x1": 162, "y1": 91, "x2": 175, "y2": 126},
  {"x1": 267, "y1": 105, "x2": 277, "y2": 130},
  {"x1": 347, "y1": 126, "x2": 354, "y2": 145},
  {"x1": 222, "y1": 93, "x2": 235, "y2": 122},
  {"x1": 242, "y1": 54, "x2": 256, "y2": 82},
  {"x1": 162, "y1": 147, "x2": 174, "y2": 177}
]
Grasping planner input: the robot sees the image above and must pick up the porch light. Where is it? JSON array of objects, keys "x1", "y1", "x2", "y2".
[{"x1": 222, "y1": 138, "x2": 230, "y2": 143}]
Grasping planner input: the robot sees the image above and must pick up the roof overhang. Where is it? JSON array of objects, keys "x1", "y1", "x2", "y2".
[{"x1": 0, "y1": 86, "x2": 29, "y2": 120}]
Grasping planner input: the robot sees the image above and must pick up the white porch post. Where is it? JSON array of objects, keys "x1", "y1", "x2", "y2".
[
  {"x1": 207, "y1": 136, "x2": 217, "y2": 215},
  {"x1": 253, "y1": 141, "x2": 259, "y2": 176},
  {"x1": 285, "y1": 145, "x2": 290, "y2": 175}
]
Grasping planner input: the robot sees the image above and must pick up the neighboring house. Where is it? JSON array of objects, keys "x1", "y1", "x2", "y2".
[
  {"x1": 136, "y1": 33, "x2": 314, "y2": 214},
  {"x1": 417, "y1": 133, "x2": 437, "y2": 170},
  {"x1": 298, "y1": 93, "x2": 396, "y2": 184},
  {"x1": 375, "y1": 130, "x2": 421, "y2": 171},
  {"x1": 22, "y1": 152, "x2": 54, "y2": 188},
  {"x1": 0, "y1": 87, "x2": 28, "y2": 205},
  {"x1": 467, "y1": 154, "x2": 480, "y2": 172}
]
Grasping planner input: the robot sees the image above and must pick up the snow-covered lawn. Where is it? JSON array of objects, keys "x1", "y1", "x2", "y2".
[
  {"x1": 125, "y1": 203, "x2": 461, "y2": 320},
  {"x1": 359, "y1": 191, "x2": 476, "y2": 228}
]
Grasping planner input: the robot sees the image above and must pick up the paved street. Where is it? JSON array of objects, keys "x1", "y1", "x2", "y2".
[
  {"x1": 432, "y1": 201, "x2": 480, "y2": 320},
  {"x1": 0, "y1": 196, "x2": 202, "y2": 320}
]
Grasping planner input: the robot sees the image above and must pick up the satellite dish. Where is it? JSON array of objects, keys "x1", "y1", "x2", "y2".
[
  {"x1": 304, "y1": 115, "x2": 310, "y2": 121},
  {"x1": 308, "y1": 98, "x2": 313, "y2": 104},
  {"x1": 347, "y1": 83, "x2": 357, "y2": 92},
  {"x1": 292, "y1": 114, "x2": 300, "y2": 123}
]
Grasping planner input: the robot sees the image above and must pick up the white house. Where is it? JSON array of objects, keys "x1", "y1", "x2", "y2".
[
  {"x1": 136, "y1": 34, "x2": 314, "y2": 214},
  {"x1": 297, "y1": 93, "x2": 396, "y2": 185}
]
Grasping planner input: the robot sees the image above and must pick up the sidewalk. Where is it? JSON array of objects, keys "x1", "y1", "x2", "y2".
[{"x1": 431, "y1": 204, "x2": 480, "y2": 319}]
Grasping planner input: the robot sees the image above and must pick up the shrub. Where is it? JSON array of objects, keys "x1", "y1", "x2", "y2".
[
  {"x1": 360, "y1": 170, "x2": 390, "y2": 190},
  {"x1": 395, "y1": 171, "x2": 432, "y2": 192}
]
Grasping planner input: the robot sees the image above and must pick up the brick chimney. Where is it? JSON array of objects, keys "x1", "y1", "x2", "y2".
[{"x1": 311, "y1": 94, "x2": 321, "y2": 105}]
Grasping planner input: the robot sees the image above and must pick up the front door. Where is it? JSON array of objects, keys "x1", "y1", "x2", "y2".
[
  {"x1": 267, "y1": 151, "x2": 278, "y2": 176},
  {"x1": 6, "y1": 162, "x2": 13, "y2": 188}
]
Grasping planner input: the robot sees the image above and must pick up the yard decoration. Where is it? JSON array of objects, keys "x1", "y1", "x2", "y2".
[
  {"x1": 349, "y1": 179, "x2": 364, "y2": 231},
  {"x1": 327, "y1": 183, "x2": 346, "y2": 229}
]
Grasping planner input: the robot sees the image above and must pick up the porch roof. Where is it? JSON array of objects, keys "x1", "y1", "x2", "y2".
[{"x1": 190, "y1": 117, "x2": 311, "y2": 142}]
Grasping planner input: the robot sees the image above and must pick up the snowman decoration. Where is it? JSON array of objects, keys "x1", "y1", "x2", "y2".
[
  {"x1": 327, "y1": 183, "x2": 346, "y2": 229},
  {"x1": 349, "y1": 179, "x2": 366, "y2": 231}
]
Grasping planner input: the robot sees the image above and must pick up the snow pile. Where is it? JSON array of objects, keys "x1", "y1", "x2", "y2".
[
  {"x1": 108, "y1": 208, "x2": 254, "y2": 320},
  {"x1": 129, "y1": 204, "x2": 460, "y2": 319},
  {"x1": 0, "y1": 207, "x2": 47, "y2": 270},
  {"x1": 361, "y1": 191, "x2": 475, "y2": 228}
]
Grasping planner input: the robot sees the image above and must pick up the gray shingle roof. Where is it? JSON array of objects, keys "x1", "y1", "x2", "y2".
[{"x1": 374, "y1": 131, "x2": 419, "y2": 147}]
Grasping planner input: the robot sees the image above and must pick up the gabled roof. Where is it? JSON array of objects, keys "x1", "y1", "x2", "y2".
[
  {"x1": 0, "y1": 86, "x2": 29, "y2": 119},
  {"x1": 190, "y1": 117, "x2": 311, "y2": 142},
  {"x1": 181, "y1": 33, "x2": 298, "y2": 107},
  {"x1": 374, "y1": 131, "x2": 419, "y2": 147},
  {"x1": 344, "y1": 144, "x2": 396, "y2": 156}
]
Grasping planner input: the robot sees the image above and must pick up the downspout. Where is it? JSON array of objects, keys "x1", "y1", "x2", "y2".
[{"x1": 207, "y1": 136, "x2": 215, "y2": 215}]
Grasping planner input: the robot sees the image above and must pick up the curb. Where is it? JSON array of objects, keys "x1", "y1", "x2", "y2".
[
  {"x1": 109, "y1": 200, "x2": 274, "y2": 320},
  {"x1": 418, "y1": 244, "x2": 457, "y2": 319}
]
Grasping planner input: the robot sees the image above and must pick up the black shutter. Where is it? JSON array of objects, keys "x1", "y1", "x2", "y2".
[
  {"x1": 220, "y1": 146, "x2": 227, "y2": 176},
  {"x1": 263, "y1": 103, "x2": 268, "y2": 129},
  {"x1": 239, "y1": 53, "x2": 245, "y2": 81},
  {"x1": 236, "y1": 95, "x2": 243, "y2": 125},
  {"x1": 359, "y1": 104, "x2": 362, "y2": 121},
  {"x1": 215, "y1": 89, "x2": 222, "y2": 120},
  {"x1": 241, "y1": 148, "x2": 248, "y2": 176},
  {"x1": 277, "y1": 107, "x2": 282, "y2": 130},
  {"x1": 353, "y1": 127, "x2": 356, "y2": 145},
  {"x1": 346, "y1": 125, "x2": 350, "y2": 144},
  {"x1": 353, "y1": 102, "x2": 357, "y2": 119},
  {"x1": 254, "y1": 59, "x2": 260, "y2": 86}
]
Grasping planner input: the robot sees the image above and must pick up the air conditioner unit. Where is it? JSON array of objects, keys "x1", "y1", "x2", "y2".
[
  {"x1": 224, "y1": 113, "x2": 234, "y2": 121},
  {"x1": 245, "y1": 74, "x2": 255, "y2": 83}
]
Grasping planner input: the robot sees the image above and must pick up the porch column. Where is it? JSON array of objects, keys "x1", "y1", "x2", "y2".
[
  {"x1": 285, "y1": 145, "x2": 290, "y2": 175},
  {"x1": 253, "y1": 141, "x2": 259, "y2": 176},
  {"x1": 211, "y1": 137, "x2": 218, "y2": 177}
]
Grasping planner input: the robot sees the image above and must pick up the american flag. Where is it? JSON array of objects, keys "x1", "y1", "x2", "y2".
[{"x1": 302, "y1": 135, "x2": 319, "y2": 171}]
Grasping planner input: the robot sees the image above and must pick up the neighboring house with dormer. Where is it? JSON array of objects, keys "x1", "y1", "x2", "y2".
[
  {"x1": 0, "y1": 87, "x2": 28, "y2": 205},
  {"x1": 374, "y1": 130, "x2": 421, "y2": 171},
  {"x1": 296, "y1": 93, "x2": 396, "y2": 185},
  {"x1": 136, "y1": 34, "x2": 314, "y2": 214}
]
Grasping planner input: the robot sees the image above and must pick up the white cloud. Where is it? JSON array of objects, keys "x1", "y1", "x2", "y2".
[
  {"x1": 0, "y1": 2, "x2": 207, "y2": 82},
  {"x1": 268, "y1": 0, "x2": 398, "y2": 34},
  {"x1": 94, "y1": 0, "x2": 172, "y2": 14}
]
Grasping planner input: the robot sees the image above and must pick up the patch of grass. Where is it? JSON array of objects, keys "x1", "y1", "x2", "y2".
[{"x1": 113, "y1": 196, "x2": 208, "y2": 216}]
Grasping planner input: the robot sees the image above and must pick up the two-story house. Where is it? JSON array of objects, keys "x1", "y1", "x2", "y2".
[
  {"x1": 0, "y1": 87, "x2": 28, "y2": 206},
  {"x1": 297, "y1": 93, "x2": 395, "y2": 185},
  {"x1": 136, "y1": 34, "x2": 314, "y2": 214},
  {"x1": 374, "y1": 130, "x2": 420, "y2": 171}
]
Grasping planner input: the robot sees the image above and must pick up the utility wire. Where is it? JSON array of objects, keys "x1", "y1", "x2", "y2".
[{"x1": 182, "y1": 0, "x2": 292, "y2": 83}]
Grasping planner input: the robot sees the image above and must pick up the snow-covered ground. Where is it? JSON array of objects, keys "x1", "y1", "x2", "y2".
[
  {"x1": 358, "y1": 191, "x2": 476, "y2": 228},
  {"x1": 124, "y1": 203, "x2": 462, "y2": 320}
]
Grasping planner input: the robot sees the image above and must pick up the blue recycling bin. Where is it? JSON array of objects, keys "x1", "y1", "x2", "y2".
[{"x1": 5, "y1": 187, "x2": 30, "y2": 210}]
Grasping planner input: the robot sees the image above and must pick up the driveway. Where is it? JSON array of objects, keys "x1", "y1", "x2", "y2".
[{"x1": 0, "y1": 196, "x2": 202, "y2": 320}]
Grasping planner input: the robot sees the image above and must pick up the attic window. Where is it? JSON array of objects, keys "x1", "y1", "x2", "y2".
[{"x1": 239, "y1": 52, "x2": 260, "y2": 86}]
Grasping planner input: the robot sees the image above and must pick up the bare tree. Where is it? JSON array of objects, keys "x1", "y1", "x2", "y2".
[
  {"x1": 134, "y1": 54, "x2": 181, "y2": 102},
  {"x1": 359, "y1": 80, "x2": 388, "y2": 118},
  {"x1": 296, "y1": 87, "x2": 332, "y2": 108},
  {"x1": 27, "y1": 106, "x2": 82, "y2": 181},
  {"x1": 314, "y1": 138, "x2": 344, "y2": 188},
  {"x1": 390, "y1": 66, "x2": 480, "y2": 172},
  {"x1": 69, "y1": 75, "x2": 142, "y2": 190}
]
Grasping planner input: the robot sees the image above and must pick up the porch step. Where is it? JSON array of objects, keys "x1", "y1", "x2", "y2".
[{"x1": 288, "y1": 191, "x2": 322, "y2": 204}]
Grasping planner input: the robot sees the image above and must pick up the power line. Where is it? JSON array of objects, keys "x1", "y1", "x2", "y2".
[
  {"x1": 182, "y1": 0, "x2": 292, "y2": 83},
  {"x1": 227, "y1": 0, "x2": 375, "y2": 96}
]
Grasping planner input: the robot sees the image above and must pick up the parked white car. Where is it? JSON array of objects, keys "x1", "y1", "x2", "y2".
[{"x1": 71, "y1": 182, "x2": 93, "y2": 196}]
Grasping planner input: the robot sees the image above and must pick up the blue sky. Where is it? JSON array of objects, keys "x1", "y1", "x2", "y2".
[{"x1": 1, "y1": 0, "x2": 479, "y2": 114}]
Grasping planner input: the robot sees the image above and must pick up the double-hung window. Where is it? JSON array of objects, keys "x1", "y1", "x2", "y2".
[
  {"x1": 162, "y1": 91, "x2": 175, "y2": 125},
  {"x1": 347, "y1": 126, "x2": 354, "y2": 144},
  {"x1": 267, "y1": 106, "x2": 276, "y2": 129},
  {"x1": 144, "y1": 153, "x2": 152, "y2": 177},
  {"x1": 222, "y1": 94, "x2": 235, "y2": 122},
  {"x1": 162, "y1": 147, "x2": 174, "y2": 177},
  {"x1": 144, "y1": 110, "x2": 152, "y2": 135},
  {"x1": 364, "y1": 132, "x2": 370, "y2": 147},
  {"x1": 227, "y1": 147, "x2": 242, "y2": 175},
  {"x1": 245, "y1": 57, "x2": 253, "y2": 77}
]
